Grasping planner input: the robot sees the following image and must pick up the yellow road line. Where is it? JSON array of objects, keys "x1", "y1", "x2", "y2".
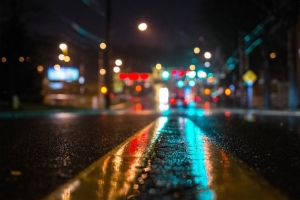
[{"x1": 44, "y1": 117, "x2": 288, "y2": 200}]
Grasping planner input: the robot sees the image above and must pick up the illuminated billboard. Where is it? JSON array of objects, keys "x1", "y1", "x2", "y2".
[{"x1": 47, "y1": 66, "x2": 79, "y2": 82}]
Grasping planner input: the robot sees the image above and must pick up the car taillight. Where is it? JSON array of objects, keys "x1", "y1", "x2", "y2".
[{"x1": 170, "y1": 98, "x2": 176, "y2": 104}]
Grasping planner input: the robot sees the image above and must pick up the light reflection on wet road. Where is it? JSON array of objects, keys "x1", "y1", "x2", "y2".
[
  {"x1": 45, "y1": 116, "x2": 289, "y2": 200},
  {"x1": 1, "y1": 106, "x2": 299, "y2": 199}
]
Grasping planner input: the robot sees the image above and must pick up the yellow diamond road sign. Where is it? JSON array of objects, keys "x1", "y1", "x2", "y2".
[{"x1": 242, "y1": 70, "x2": 257, "y2": 83}]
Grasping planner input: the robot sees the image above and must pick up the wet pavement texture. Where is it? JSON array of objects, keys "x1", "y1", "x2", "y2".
[
  {"x1": 0, "y1": 114, "x2": 158, "y2": 200},
  {"x1": 134, "y1": 117, "x2": 287, "y2": 200},
  {"x1": 189, "y1": 113, "x2": 300, "y2": 199}
]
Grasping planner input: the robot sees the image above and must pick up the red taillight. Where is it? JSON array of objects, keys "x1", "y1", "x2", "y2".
[
  {"x1": 183, "y1": 99, "x2": 189, "y2": 105},
  {"x1": 170, "y1": 98, "x2": 176, "y2": 104},
  {"x1": 195, "y1": 96, "x2": 201, "y2": 102}
]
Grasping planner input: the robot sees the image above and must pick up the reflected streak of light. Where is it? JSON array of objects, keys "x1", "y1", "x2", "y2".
[
  {"x1": 51, "y1": 113, "x2": 78, "y2": 118},
  {"x1": 135, "y1": 103, "x2": 142, "y2": 111},
  {"x1": 159, "y1": 87, "x2": 169, "y2": 104},
  {"x1": 159, "y1": 103, "x2": 169, "y2": 111},
  {"x1": 180, "y1": 118, "x2": 214, "y2": 199},
  {"x1": 61, "y1": 180, "x2": 80, "y2": 200}
]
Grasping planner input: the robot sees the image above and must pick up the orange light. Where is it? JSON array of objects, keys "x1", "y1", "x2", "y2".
[
  {"x1": 224, "y1": 88, "x2": 231, "y2": 96},
  {"x1": 204, "y1": 88, "x2": 211, "y2": 95},
  {"x1": 207, "y1": 77, "x2": 215, "y2": 83},
  {"x1": 135, "y1": 103, "x2": 142, "y2": 111},
  {"x1": 135, "y1": 85, "x2": 142, "y2": 92},
  {"x1": 100, "y1": 86, "x2": 107, "y2": 94},
  {"x1": 204, "y1": 101, "x2": 210, "y2": 109}
]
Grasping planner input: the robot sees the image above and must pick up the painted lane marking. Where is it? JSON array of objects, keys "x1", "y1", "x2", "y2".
[{"x1": 43, "y1": 117, "x2": 168, "y2": 200}]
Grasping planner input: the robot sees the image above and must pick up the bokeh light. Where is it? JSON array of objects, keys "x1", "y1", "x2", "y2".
[
  {"x1": 1, "y1": 57, "x2": 7, "y2": 63},
  {"x1": 115, "y1": 59, "x2": 122, "y2": 66},
  {"x1": 100, "y1": 86, "x2": 107, "y2": 94},
  {"x1": 194, "y1": 47, "x2": 200, "y2": 54},
  {"x1": 113, "y1": 66, "x2": 120, "y2": 73},
  {"x1": 270, "y1": 52, "x2": 276, "y2": 59},
  {"x1": 189, "y1": 65, "x2": 196, "y2": 71},
  {"x1": 204, "y1": 52, "x2": 212, "y2": 59},
  {"x1": 37, "y1": 65, "x2": 43, "y2": 72},
  {"x1": 100, "y1": 43, "x2": 106, "y2": 49},
  {"x1": 156, "y1": 63, "x2": 162, "y2": 70},
  {"x1": 58, "y1": 54, "x2": 65, "y2": 60},
  {"x1": 64, "y1": 56, "x2": 70, "y2": 62},
  {"x1": 204, "y1": 88, "x2": 211, "y2": 95},
  {"x1": 19, "y1": 57, "x2": 25, "y2": 62},
  {"x1": 100, "y1": 69, "x2": 106, "y2": 75},
  {"x1": 135, "y1": 85, "x2": 142, "y2": 92},
  {"x1": 59, "y1": 43, "x2": 67, "y2": 51},
  {"x1": 138, "y1": 23, "x2": 147, "y2": 31},
  {"x1": 54, "y1": 64, "x2": 60, "y2": 70}
]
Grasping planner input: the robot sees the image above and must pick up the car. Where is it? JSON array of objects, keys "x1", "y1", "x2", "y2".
[{"x1": 169, "y1": 97, "x2": 189, "y2": 108}]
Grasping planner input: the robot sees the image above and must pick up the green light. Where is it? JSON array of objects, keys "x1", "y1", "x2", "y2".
[{"x1": 207, "y1": 73, "x2": 213, "y2": 78}]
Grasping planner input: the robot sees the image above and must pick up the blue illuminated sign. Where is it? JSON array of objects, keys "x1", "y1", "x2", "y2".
[{"x1": 47, "y1": 66, "x2": 79, "y2": 82}]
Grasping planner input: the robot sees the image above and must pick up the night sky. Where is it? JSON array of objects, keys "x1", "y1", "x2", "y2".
[{"x1": 47, "y1": 0, "x2": 204, "y2": 49}]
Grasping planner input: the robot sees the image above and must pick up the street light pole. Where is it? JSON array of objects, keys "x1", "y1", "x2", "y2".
[{"x1": 104, "y1": 0, "x2": 113, "y2": 109}]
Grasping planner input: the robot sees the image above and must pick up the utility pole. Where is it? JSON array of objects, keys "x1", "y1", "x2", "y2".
[{"x1": 104, "y1": 0, "x2": 113, "y2": 109}]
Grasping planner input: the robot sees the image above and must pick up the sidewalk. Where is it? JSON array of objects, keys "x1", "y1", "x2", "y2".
[
  {"x1": 0, "y1": 101, "x2": 134, "y2": 118},
  {"x1": 44, "y1": 117, "x2": 288, "y2": 200}
]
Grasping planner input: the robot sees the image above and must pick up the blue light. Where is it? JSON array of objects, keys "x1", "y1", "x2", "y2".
[
  {"x1": 177, "y1": 80, "x2": 184, "y2": 88},
  {"x1": 189, "y1": 80, "x2": 196, "y2": 87},
  {"x1": 179, "y1": 118, "x2": 214, "y2": 199},
  {"x1": 162, "y1": 71, "x2": 170, "y2": 80},
  {"x1": 48, "y1": 67, "x2": 79, "y2": 82}
]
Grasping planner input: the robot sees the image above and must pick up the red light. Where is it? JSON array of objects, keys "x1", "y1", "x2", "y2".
[
  {"x1": 129, "y1": 72, "x2": 139, "y2": 80},
  {"x1": 212, "y1": 96, "x2": 219, "y2": 103},
  {"x1": 172, "y1": 70, "x2": 177, "y2": 76},
  {"x1": 118, "y1": 73, "x2": 128, "y2": 80},
  {"x1": 109, "y1": 93, "x2": 114, "y2": 99},
  {"x1": 224, "y1": 111, "x2": 231, "y2": 117},
  {"x1": 183, "y1": 99, "x2": 189, "y2": 105},
  {"x1": 170, "y1": 98, "x2": 176, "y2": 104},
  {"x1": 195, "y1": 96, "x2": 201, "y2": 102},
  {"x1": 178, "y1": 69, "x2": 185, "y2": 76},
  {"x1": 140, "y1": 73, "x2": 149, "y2": 80}
]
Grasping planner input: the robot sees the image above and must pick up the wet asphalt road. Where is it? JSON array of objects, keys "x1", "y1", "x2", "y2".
[
  {"x1": 0, "y1": 113, "x2": 159, "y2": 200},
  {"x1": 189, "y1": 112, "x2": 300, "y2": 199},
  {"x1": 0, "y1": 109, "x2": 300, "y2": 199}
]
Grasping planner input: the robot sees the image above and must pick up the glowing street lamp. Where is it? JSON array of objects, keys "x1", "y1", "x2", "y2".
[
  {"x1": 156, "y1": 63, "x2": 162, "y2": 70},
  {"x1": 204, "y1": 52, "x2": 212, "y2": 59},
  {"x1": 194, "y1": 47, "x2": 200, "y2": 54},
  {"x1": 59, "y1": 43, "x2": 67, "y2": 51},
  {"x1": 100, "y1": 43, "x2": 106, "y2": 50},
  {"x1": 138, "y1": 23, "x2": 147, "y2": 31},
  {"x1": 115, "y1": 59, "x2": 122, "y2": 66}
]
